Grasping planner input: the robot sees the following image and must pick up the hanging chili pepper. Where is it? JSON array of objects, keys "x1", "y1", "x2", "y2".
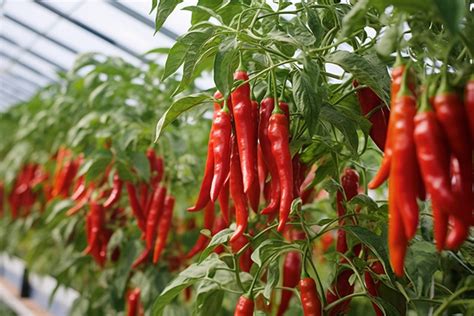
[
  {"x1": 153, "y1": 195, "x2": 175, "y2": 263},
  {"x1": 268, "y1": 105, "x2": 293, "y2": 232},
  {"x1": 390, "y1": 76, "x2": 419, "y2": 239},
  {"x1": 277, "y1": 250, "x2": 302, "y2": 316},
  {"x1": 230, "y1": 136, "x2": 249, "y2": 242},
  {"x1": 71, "y1": 176, "x2": 86, "y2": 201},
  {"x1": 445, "y1": 157, "x2": 470, "y2": 249},
  {"x1": 353, "y1": 81, "x2": 390, "y2": 151},
  {"x1": 126, "y1": 183, "x2": 146, "y2": 232},
  {"x1": 131, "y1": 248, "x2": 151, "y2": 269},
  {"x1": 147, "y1": 148, "x2": 164, "y2": 188},
  {"x1": 246, "y1": 100, "x2": 261, "y2": 212},
  {"x1": 210, "y1": 106, "x2": 232, "y2": 201},
  {"x1": 145, "y1": 186, "x2": 167, "y2": 249},
  {"x1": 138, "y1": 183, "x2": 149, "y2": 216},
  {"x1": 231, "y1": 70, "x2": 257, "y2": 193},
  {"x1": 186, "y1": 201, "x2": 215, "y2": 259},
  {"x1": 217, "y1": 179, "x2": 230, "y2": 225},
  {"x1": 230, "y1": 233, "x2": 252, "y2": 272},
  {"x1": 364, "y1": 261, "x2": 385, "y2": 316},
  {"x1": 103, "y1": 173, "x2": 123, "y2": 208},
  {"x1": 433, "y1": 79, "x2": 472, "y2": 225},
  {"x1": 187, "y1": 92, "x2": 222, "y2": 212},
  {"x1": 299, "y1": 276, "x2": 322, "y2": 316},
  {"x1": 413, "y1": 96, "x2": 453, "y2": 250},
  {"x1": 66, "y1": 184, "x2": 93, "y2": 216},
  {"x1": 257, "y1": 144, "x2": 268, "y2": 199},
  {"x1": 127, "y1": 288, "x2": 141, "y2": 316},
  {"x1": 464, "y1": 77, "x2": 474, "y2": 144},
  {"x1": 234, "y1": 295, "x2": 254, "y2": 316}
]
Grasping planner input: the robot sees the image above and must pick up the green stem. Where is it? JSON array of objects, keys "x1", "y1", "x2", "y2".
[
  {"x1": 324, "y1": 292, "x2": 367, "y2": 311},
  {"x1": 433, "y1": 287, "x2": 473, "y2": 316}
]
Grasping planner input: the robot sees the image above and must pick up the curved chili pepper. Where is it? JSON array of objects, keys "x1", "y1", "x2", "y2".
[
  {"x1": 127, "y1": 288, "x2": 141, "y2": 316},
  {"x1": 210, "y1": 107, "x2": 232, "y2": 201},
  {"x1": 369, "y1": 64, "x2": 412, "y2": 189},
  {"x1": 186, "y1": 201, "x2": 215, "y2": 259},
  {"x1": 230, "y1": 136, "x2": 249, "y2": 242},
  {"x1": 126, "y1": 182, "x2": 146, "y2": 232},
  {"x1": 299, "y1": 277, "x2": 322, "y2": 316},
  {"x1": 268, "y1": 110, "x2": 293, "y2": 232},
  {"x1": 132, "y1": 248, "x2": 151, "y2": 269},
  {"x1": 464, "y1": 77, "x2": 474, "y2": 144},
  {"x1": 433, "y1": 84, "x2": 472, "y2": 225},
  {"x1": 230, "y1": 233, "x2": 252, "y2": 272},
  {"x1": 257, "y1": 144, "x2": 268, "y2": 197},
  {"x1": 145, "y1": 186, "x2": 167, "y2": 249},
  {"x1": 364, "y1": 261, "x2": 385, "y2": 316},
  {"x1": 234, "y1": 295, "x2": 254, "y2": 316},
  {"x1": 103, "y1": 174, "x2": 123, "y2": 208},
  {"x1": 71, "y1": 176, "x2": 86, "y2": 201},
  {"x1": 187, "y1": 94, "x2": 221, "y2": 212},
  {"x1": 153, "y1": 195, "x2": 175, "y2": 263},
  {"x1": 277, "y1": 251, "x2": 301, "y2": 316},
  {"x1": 325, "y1": 268, "x2": 355, "y2": 316},
  {"x1": 217, "y1": 179, "x2": 230, "y2": 225},
  {"x1": 445, "y1": 157, "x2": 470, "y2": 249},
  {"x1": 353, "y1": 81, "x2": 390, "y2": 151},
  {"x1": 390, "y1": 92, "x2": 419, "y2": 239},
  {"x1": 246, "y1": 100, "x2": 261, "y2": 212},
  {"x1": 66, "y1": 184, "x2": 93, "y2": 216},
  {"x1": 231, "y1": 70, "x2": 257, "y2": 193},
  {"x1": 147, "y1": 148, "x2": 164, "y2": 188}
]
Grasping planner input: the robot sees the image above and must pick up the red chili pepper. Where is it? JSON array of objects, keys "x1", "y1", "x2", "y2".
[
  {"x1": 147, "y1": 148, "x2": 164, "y2": 188},
  {"x1": 126, "y1": 183, "x2": 146, "y2": 232},
  {"x1": 84, "y1": 201, "x2": 105, "y2": 266},
  {"x1": 0, "y1": 182, "x2": 4, "y2": 216},
  {"x1": 186, "y1": 201, "x2": 215, "y2": 259},
  {"x1": 210, "y1": 107, "x2": 232, "y2": 201},
  {"x1": 127, "y1": 288, "x2": 141, "y2": 316},
  {"x1": 234, "y1": 295, "x2": 254, "y2": 316},
  {"x1": 445, "y1": 157, "x2": 470, "y2": 249},
  {"x1": 66, "y1": 184, "x2": 93, "y2": 216},
  {"x1": 138, "y1": 183, "x2": 149, "y2": 217},
  {"x1": 145, "y1": 186, "x2": 167, "y2": 249},
  {"x1": 299, "y1": 277, "x2": 322, "y2": 316},
  {"x1": 464, "y1": 77, "x2": 474, "y2": 144},
  {"x1": 153, "y1": 195, "x2": 175, "y2": 263},
  {"x1": 231, "y1": 70, "x2": 257, "y2": 193},
  {"x1": 131, "y1": 248, "x2": 151, "y2": 269},
  {"x1": 230, "y1": 233, "x2": 252, "y2": 272},
  {"x1": 230, "y1": 136, "x2": 249, "y2": 242},
  {"x1": 433, "y1": 81, "x2": 472, "y2": 225},
  {"x1": 218, "y1": 178, "x2": 230, "y2": 225},
  {"x1": 326, "y1": 268, "x2": 355, "y2": 316},
  {"x1": 103, "y1": 173, "x2": 123, "y2": 208},
  {"x1": 277, "y1": 251, "x2": 301, "y2": 316},
  {"x1": 257, "y1": 144, "x2": 268, "y2": 198},
  {"x1": 364, "y1": 261, "x2": 385, "y2": 316},
  {"x1": 213, "y1": 215, "x2": 227, "y2": 254},
  {"x1": 353, "y1": 81, "x2": 390, "y2": 151},
  {"x1": 413, "y1": 100, "x2": 454, "y2": 250},
  {"x1": 268, "y1": 107, "x2": 293, "y2": 232},
  {"x1": 246, "y1": 100, "x2": 261, "y2": 213},
  {"x1": 187, "y1": 93, "x2": 221, "y2": 212}
]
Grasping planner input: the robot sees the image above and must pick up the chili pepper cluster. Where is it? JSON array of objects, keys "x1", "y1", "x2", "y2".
[{"x1": 368, "y1": 65, "x2": 473, "y2": 277}]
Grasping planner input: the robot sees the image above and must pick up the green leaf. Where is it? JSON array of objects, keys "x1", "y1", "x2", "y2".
[
  {"x1": 151, "y1": 254, "x2": 227, "y2": 316},
  {"x1": 293, "y1": 59, "x2": 321, "y2": 135},
  {"x1": 213, "y1": 37, "x2": 239, "y2": 97},
  {"x1": 433, "y1": 0, "x2": 465, "y2": 34},
  {"x1": 320, "y1": 104, "x2": 359, "y2": 154},
  {"x1": 199, "y1": 228, "x2": 233, "y2": 262},
  {"x1": 193, "y1": 280, "x2": 224, "y2": 315},
  {"x1": 370, "y1": 0, "x2": 432, "y2": 12},
  {"x1": 251, "y1": 239, "x2": 294, "y2": 267},
  {"x1": 263, "y1": 259, "x2": 280, "y2": 300},
  {"x1": 405, "y1": 241, "x2": 439, "y2": 295},
  {"x1": 305, "y1": 5, "x2": 323, "y2": 45},
  {"x1": 154, "y1": 0, "x2": 183, "y2": 32},
  {"x1": 349, "y1": 194, "x2": 379, "y2": 213},
  {"x1": 325, "y1": 50, "x2": 390, "y2": 106},
  {"x1": 154, "y1": 93, "x2": 213, "y2": 141},
  {"x1": 131, "y1": 152, "x2": 151, "y2": 181},
  {"x1": 340, "y1": 0, "x2": 370, "y2": 38},
  {"x1": 376, "y1": 25, "x2": 399, "y2": 59},
  {"x1": 182, "y1": 5, "x2": 223, "y2": 25}
]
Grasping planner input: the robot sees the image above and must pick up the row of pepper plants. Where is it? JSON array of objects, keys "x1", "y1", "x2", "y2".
[{"x1": 1, "y1": 0, "x2": 474, "y2": 315}]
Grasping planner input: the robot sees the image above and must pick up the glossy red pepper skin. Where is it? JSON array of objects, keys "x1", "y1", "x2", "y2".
[
  {"x1": 277, "y1": 251, "x2": 301, "y2": 316},
  {"x1": 147, "y1": 148, "x2": 163, "y2": 188},
  {"x1": 234, "y1": 295, "x2": 254, "y2": 316},
  {"x1": 433, "y1": 91, "x2": 472, "y2": 225},
  {"x1": 465, "y1": 78, "x2": 474, "y2": 143},
  {"x1": 127, "y1": 288, "x2": 141, "y2": 316},
  {"x1": 126, "y1": 183, "x2": 146, "y2": 232},
  {"x1": 257, "y1": 144, "x2": 268, "y2": 198},
  {"x1": 210, "y1": 108, "x2": 232, "y2": 201},
  {"x1": 131, "y1": 248, "x2": 151, "y2": 269},
  {"x1": 326, "y1": 269, "x2": 355, "y2": 316},
  {"x1": 218, "y1": 178, "x2": 230, "y2": 225},
  {"x1": 246, "y1": 100, "x2": 261, "y2": 212},
  {"x1": 153, "y1": 195, "x2": 175, "y2": 263},
  {"x1": 71, "y1": 176, "x2": 86, "y2": 201},
  {"x1": 390, "y1": 94, "x2": 419, "y2": 239},
  {"x1": 299, "y1": 277, "x2": 322, "y2": 316},
  {"x1": 103, "y1": 174, "x2": 123, "y2": 208},
  {"x1": 230, "y1": 234, "x2": 252, "y2": 272},
  {"x1": 414, "y1": 110, "x2": 454, "y2": 250},
  {"x1": 145, "y1": 186, "x2": 167, "y2": 249},
  {"x1": 364, "y1": 261, "x2": 385, "y2": 316},
  {"x1": 353, "y1": 81, "x2": 390, "y2": 151},
  {"x1": 231, "y1": 70, "x2": 257, "y2": 193},
  {"x1": 230, "y1": 136, "x2": 249, "y2": 242},
  {"x1": 268, "y1": 111, "x2": 293, "y2": 232},
  {"x1": 66, "y1": 184, "x2": 93, "y2": 216},
  {"x1": 186, "y1": 201, "x2": 215, "y2": 259},
  {"x1": 445, "y1": 157, "x2": 470, "y2": 249}
]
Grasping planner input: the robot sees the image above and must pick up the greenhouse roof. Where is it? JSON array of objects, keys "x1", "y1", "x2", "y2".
[{"x1": 0, "y1": 0, "x2": 195, "y2": 110}]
